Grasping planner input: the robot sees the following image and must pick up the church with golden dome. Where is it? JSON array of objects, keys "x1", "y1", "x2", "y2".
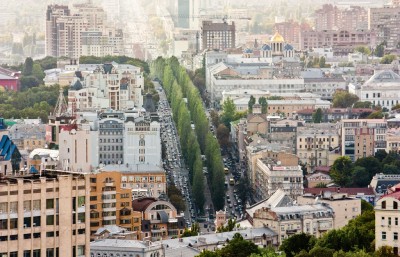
[{"x1": 243, "y1": 31, "x2": 295, "y2": 59}]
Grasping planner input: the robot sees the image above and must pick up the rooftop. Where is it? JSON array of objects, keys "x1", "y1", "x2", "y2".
[{"x1": 100, "y1": 164, "x2": 164, "y2": 173}]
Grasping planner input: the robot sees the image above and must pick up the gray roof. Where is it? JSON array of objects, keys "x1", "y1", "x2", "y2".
[
  {"x1": 164, "y1": 246, "x2": 200, "y2": 257},
  {"x1": 91, "y1": 239, "x2": 152, "y2": 249},
  {"x1": 100, "y1": 164, "x2": 164, "y2": 173},
  {"x1": 162, "y1": 227, "x2": 277, "y2": 249},
  {"x1": 0, "y1": 73, "x2": 17, "y2": 80}
]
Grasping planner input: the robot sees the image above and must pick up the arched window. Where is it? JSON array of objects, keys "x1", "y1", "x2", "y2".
[{"x1": 139, "y1": 139, "x2": 145, "y2": 146}]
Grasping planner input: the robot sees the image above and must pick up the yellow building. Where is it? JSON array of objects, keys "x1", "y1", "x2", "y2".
[{"x1": 89, "y1": 171, "x2": 141, "y2": 239}]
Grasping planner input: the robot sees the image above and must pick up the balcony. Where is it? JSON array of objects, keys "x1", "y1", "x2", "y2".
[
  {"x1": 105, "y1": 182, "x2": 114, "y2": 187},
  {"x1": 286, "y1": 229, "x2": 298, "y2": 234}
]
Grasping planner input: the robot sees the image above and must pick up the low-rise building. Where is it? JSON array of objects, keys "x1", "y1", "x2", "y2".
[
  {"x1": 91, "y1": 239, "x2": 164, "y2": 257},
  {"x1": 370, "y1": 174, "x2": 400, "y2": 201},
  {"x1": 0, "y1": 170, "x2": 90, "y2": 257},
  {"x1": 7, "y1": 124, "x2": 46, "y2": 152},
  {"x1": 296, "y1": 108, "x2": 374, "y2": 123},
  {"x1": 304, "y1": 187, "x2": 376, "y2": 206},
  {"x1": 298, "y1": 192, "x2": 361, "y2": 229},
  {"x1": 246, "y1": 189, "x2": 334, "y2": 244},
  {"x1": 306, "y1": 172, "x2": 332, "y2": 188},
  {"x1": 132, "y1": 197, "x2": 186, "y2": 241}
]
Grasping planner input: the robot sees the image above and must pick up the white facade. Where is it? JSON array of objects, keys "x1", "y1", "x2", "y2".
[
  {"x1": 68, "y1": 63, "x2": 144, "y2": 112},
  {"x1": 59, "y1": 126, "x2": 99, "y2": 172},
  {"x1": 91, "y1": 239, "x2": 164, "y2": 257},
  {"x1": 124, "y1": 120, "x2": 161, "y2": 167},
  {"x1": 355, "y1": 70, "x2": 400, "y2": 110}
]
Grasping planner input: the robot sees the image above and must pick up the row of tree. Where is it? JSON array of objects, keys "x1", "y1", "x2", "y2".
[
  {"x1": 151, "y1": 57, "x2": 226, "y2": 211},
  {"x1": 329, "y1": 150, "x2": 400, "y2": 188}
]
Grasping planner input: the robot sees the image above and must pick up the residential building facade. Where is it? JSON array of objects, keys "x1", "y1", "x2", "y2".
[
  {"x1": 202, "y1": 20, "x2": 235, "y2": 51},
  {"x1": 0, "y1": 170, "x2": 90, "y2": 257}
]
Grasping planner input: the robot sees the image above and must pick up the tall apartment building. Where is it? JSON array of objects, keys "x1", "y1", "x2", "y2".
[
  {"x1": 314, "y1": 4, "x2": 368, "y2": 31},
  {"x1": 201, "y1": 20, "x2": 235, "y2": 51},
  {"x1": 46, "y1": 3, "x2": 123, "y2": 58},
  {"x1": 0, "y1": 170, "x2": 90, "y2": 257},
  {"x1": 340, "y1": 119, "x2": 387, "y2": 161},
  {"x1": 314, "y1": 4, "x2": 340, "y2": 31},
  {"x1": 89, "y1": 171, "x2": 141, "y2": 239},
  {"x1": 375, "y1": 186, "x2": 400, "y2": 255},
  {"x1": 274, "y1": 20, "x2": 311, "y2": 49},
  {"x1": 368, "y1": 5, "x2": 400, "y2": 48},
  {"x1": 177, "y1": 0, "x2": 199, "y2": 29}
]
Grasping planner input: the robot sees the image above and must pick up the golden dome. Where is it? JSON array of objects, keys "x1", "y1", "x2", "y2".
[{"x1": 270, "y1": 31, "x2": 285, "y2": 43}]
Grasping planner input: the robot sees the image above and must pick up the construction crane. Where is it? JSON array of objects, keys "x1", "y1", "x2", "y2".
[{"x1": 161, "y1": 14, "x2": 251, "y2": 22}]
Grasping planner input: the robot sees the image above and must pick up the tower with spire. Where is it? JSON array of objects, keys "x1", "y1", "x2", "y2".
[{"x1": 46, "y1": 89, "x2": 76, "y2": 147}]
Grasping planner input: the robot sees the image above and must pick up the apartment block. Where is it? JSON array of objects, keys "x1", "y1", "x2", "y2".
[
  {"x1": 314, "y1": 4, "x2": 368, "y2": 31},
  {"x1": 296, "y1": 123, "x2": 340, "y2": 172},
  {"x1": 0, "y1": 170, "x2": 90, "y2": 257},
  {"x1": 46, "y1": 3, "x2": 123, "y2": 58},
  {"x1": 298, "y1": 192, "x2": 361, "y2": 229},
  {"x1": 368, "y1": 5, "x2": 400, "y2": 48},
  {"x1": 340, "y1": 119, "x2": 387, "y2": 161},
  {"x1": 201, "y1": 20, "x2": 235, "y2": 51},
  {"x1": 247, "y1": 189, "x2": 334, "y2": 244},
  {"x1": 89, "y1": 171, "x2": 141, "y2": 239},
  {"x1": 253, "y1": 155, "x2": 303, "y2": 200},
  {"x1": 300, "y1": 30, "x2": 376, "y2": 55}
]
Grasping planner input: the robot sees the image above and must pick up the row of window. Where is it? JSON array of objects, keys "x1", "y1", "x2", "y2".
[{"x1": 382, "y1": 231, "x2": 399, "y2": 241}]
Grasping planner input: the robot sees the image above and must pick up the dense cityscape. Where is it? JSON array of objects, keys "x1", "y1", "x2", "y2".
[{"x1": 0, "y1": 0, "x2": 400, "y2": 256}]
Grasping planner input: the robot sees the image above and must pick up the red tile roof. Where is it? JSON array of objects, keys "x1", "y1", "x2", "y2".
[{"x1": 132, "y1": 197, "x2": 156, "y2": 212}]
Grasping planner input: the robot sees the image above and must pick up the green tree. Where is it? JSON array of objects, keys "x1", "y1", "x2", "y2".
[
  {"x1": 330, "y1": 156, "x2": 353, "y2": 187},
  {"x1": 374, "y1": 246, "x2": 397, "y2": 257},
  {"x1": 216, "y1": 218, "x2": 238, "y2": 233},
  {"x1": 312, "y1": 108, "x2": 323, "y2": 123},
  {"x1": 380, "y1": 54, "x2": 397, "y2": 64},
  {"x1": 361, "y1": 199, "x2": 373, "y2": 213},
  {"x1": 383, "y1": 164, "x2": 400, "y2": 174},
  {"x1": 309, "y1": 246, "x2": 335, "y2": 257},
  {"x1": 354, "y1": 46, "x2": 371, "y2": 56},
  {"x1": 367, "y1": 111, "x2": 384, "y2": 119},
  {"x1": 181, "y1": 222, "x2": 200, "y2": 237},
  {"x1": 235, "y1": 177, "x2": 252, "y2": 209},
  {"x1": 315, "y1": 182, "x2": 327, "y2": 188},
  {"x1": 258, "y1": 96, "x2": 268, "y2": 114},
  {"x1": 19, "y1": 76, "x2": 40, "y2": 90},
  {"x1": 210, "y1": 110, "x2": 220, "y2": 128},
  {"x1": 32, "y1": 63, "x2": 45, "y2": 82},
  {"x1": 248, "y1": 95, "x2": 256, "y2": 113},
  {"x1": 392, "y1": 104, "x2": 400, "y2": 111},
  {"x1": 351, "y1": 166, "x2": 370, "y2": 187},
  {"x1": 280, "y1": 233, "x2": 316, "y2": 257},
  {"x1": 374, "y1": 43, "x2": 385, "y2": 57},
  {"x1": 249, "y1": 247, "x2": 282, "y2": 257},
  {"x1": 353, "y1": 101, "x2": 372, "y2": 108},
  {"x1": 216, "y1": 124, "x2": 230, "y2": 148},
  {"x1": 197, "y1": 250, "x2": 220, "y2": 257},
  {"x1": 354, "y1": 156, "x2": 381, "y2": 184},
  {"x1": 375, "y1": 150, "x2": 387, "y2": 162},
  {"x1": 219, "y1": 233, "x2": 260, "y2": 257},
  {"x1": 221, "y1": 97, "x2": 236, "y2": 128},
  {"x1": 319, "y1": 56, "x2": 326, "y2": 68},
  {"x1": 167, "y1": 184, "x2": 186, "y2": 213},
  {"x1": 332, "y1": 91, "x2": 359, "y2": 108},
  {"x1": 22, "y1": 57, "x2": 34, "y2": 76}
]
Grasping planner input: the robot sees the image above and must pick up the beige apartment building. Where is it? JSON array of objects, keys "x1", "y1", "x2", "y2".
[
  {"x1": 298, "y1": 192, "x2": 361, "y2": 229},
  {"x1": 253, "y1": 156, "x2": 303, "y2": 200},
  {"x1": 386, "y1": 128, "x2": 400, "y2": 153},
  {"x1": 375, "y1": 188, "x2": 400, "y2": 255},
  {"x1": 0, "y1": 170, "x2": 90, "y2": 257},
  {"x1": 263, "y1": 99, "x2": 330, "y2": 118},
  {"x1": 247, "y1": 189, "x2": 334, "y2": 244},
  {"x1": 296, "y1": 123, "x2": 340, "y2": 172}
]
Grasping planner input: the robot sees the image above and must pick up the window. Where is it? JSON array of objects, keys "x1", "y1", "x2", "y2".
[
  {"x1": 382, "y1": 201, "x2": 386, "y2": 209},
  {"x1": 46, "y1": 215, "x2": 54, "y2": 225},
  {"x1": 389, "y1": 217, "x2": 392, "y2": 226},
  {"x1": 382, "y1": 231, "x2": 387, "y2": 240},
  {"x1": 46, "y1": 199, "x2": 54, "y2": 209},
  {"x1": 396, "y1": 217, "x2": 398, "y2": 226},
  {"x1": 394, "y1": 232, "x2": 398, "y2": 241},
  {"x1": 394, "y1": 201, "x2": 398, "y2": 210}
]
